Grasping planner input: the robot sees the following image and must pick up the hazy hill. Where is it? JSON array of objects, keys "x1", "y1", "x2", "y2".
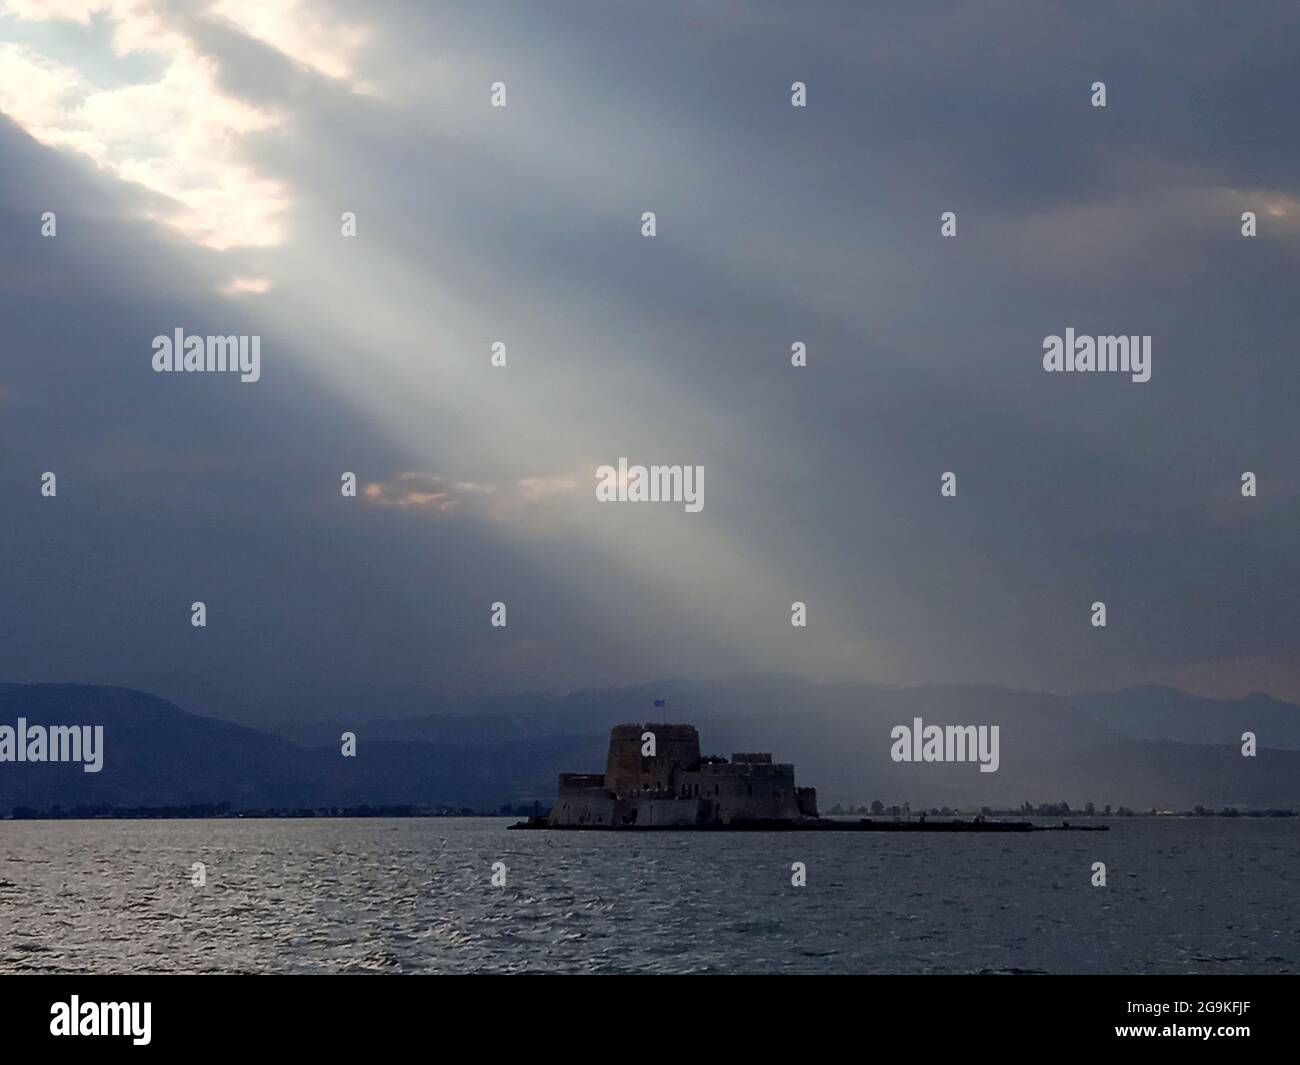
[
  {"x1": 1068, "y1": 686, "x2": 1300, "y2": 749},
  {"x1": 1, "y1": 678, "x2": 1297, "y2": 813},
  {"x1": 272, "y1": 675, "x2": 1300, "y2": 810},
  {"x1": 0, "y1": 683, "x2": 598, "y2": 813},
  {"x1": 0, "y1": 683, "x2": 313, "y2": 810}
]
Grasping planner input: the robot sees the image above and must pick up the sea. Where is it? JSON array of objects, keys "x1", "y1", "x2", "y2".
[{"x1": 1, "y1": 817, "x2": 1294, "y2": 974}]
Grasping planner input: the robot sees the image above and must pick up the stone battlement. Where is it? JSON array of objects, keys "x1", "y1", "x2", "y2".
[{"x1": 610, "y1": 723, "x2": 700, "y2": 739}]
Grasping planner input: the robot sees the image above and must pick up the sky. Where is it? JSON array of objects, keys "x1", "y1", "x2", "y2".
[{"x1": 1, "y1": 0, "x2": 1298, "y2": 725}]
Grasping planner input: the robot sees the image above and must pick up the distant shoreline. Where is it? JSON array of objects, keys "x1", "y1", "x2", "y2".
[
  {"x1": 1, "y1": 804, "x2": 529, "y2": 822},
  {"x1": 3, "y1": 806, "x2": 1295, "y2": 823}
]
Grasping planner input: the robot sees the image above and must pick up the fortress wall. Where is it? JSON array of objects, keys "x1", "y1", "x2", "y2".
[
  {"x1": 548, "y1": 783, "x2": 617, "y2": 826},
  {"x1": 604, "y1": 723, "x2": 700, "y2": 797},
  {"x1": 690, "y1": 763, "x2": 801, "y2": 823},
  {"x1": 631, "y1": 797, "x2": 701, "y2": 826}
]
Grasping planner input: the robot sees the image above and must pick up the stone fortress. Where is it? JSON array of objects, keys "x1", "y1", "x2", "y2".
[{"x1": 548, "y1": 723, "x2": 819, "y2": 827}]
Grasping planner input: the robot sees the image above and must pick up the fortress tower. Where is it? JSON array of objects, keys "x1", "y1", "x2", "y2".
[{"x1": 604, "y1": 723, "x2": 701, "y2": 796}]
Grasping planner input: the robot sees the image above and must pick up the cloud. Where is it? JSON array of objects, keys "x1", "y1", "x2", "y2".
[
  {"x1": 2, "y1": 0, "x2": 1298, "y2": 710},
  {"x1": 206, "y1": 0, "x2": 372, "y2": 87},
  {"x1": 0, "y1": 39, "x2": 284, "y2": 249},
  {"x1": 218, "y1": 275, "x2": 272, "y2": 295},
  {"x1": 363, "y1": 473, "x2": 472, "y2": 512},
  {"x1": 362, "y1": 472, "x2": 578, "y2": 516},
  {"x1": 515, "y1": 475, "x2": 579, "y2": 502},
  {"x1": 0, "y1": 0, "x2": 376, "y2": 251}
]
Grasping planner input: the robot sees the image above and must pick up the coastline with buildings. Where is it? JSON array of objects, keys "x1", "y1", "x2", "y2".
[{"x1": 511, "y1": 723, "x2": 1106, "y2": 832}]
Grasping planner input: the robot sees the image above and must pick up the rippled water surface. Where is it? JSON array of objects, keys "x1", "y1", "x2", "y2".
[{"x1": 1, "y1": 817, "x2": 1295, "y2": 973}]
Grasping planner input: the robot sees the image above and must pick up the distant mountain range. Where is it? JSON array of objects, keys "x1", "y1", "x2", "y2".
[{"x1": 1, "y1": 677, "x2": 1297, "y2": 814}]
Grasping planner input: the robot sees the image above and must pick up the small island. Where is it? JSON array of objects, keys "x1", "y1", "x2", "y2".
[{"x1": 510, "y1": 723, "x2": 1106, "y2": 832}]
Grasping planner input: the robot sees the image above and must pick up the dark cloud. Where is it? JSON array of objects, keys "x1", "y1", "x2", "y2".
[{"x1": 1, "y1": 1, "x2": 1297, "y2": 722}]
